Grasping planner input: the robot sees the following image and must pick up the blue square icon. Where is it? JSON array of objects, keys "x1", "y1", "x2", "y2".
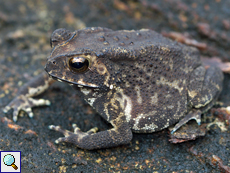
[{"x1": 0, "y1": 151, "x2": 21, "y2": 173}]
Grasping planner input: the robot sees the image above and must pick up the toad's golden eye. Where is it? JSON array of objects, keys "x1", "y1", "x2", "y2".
[{"x1": 68, "y1": 57, "x2": 89, "y2": 73}]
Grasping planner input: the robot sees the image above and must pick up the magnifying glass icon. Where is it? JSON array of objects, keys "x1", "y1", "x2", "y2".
[{"x1": 3, "y1": 154, "x2": 18, "y2": 170}]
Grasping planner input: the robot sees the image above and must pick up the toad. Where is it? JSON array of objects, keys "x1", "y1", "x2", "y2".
[{"x1": 3, "y1": 27, "x2": 223, "y2": 149}]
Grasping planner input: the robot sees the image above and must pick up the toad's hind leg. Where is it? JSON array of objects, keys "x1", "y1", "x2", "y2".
[{"x1": 171, "y1": 66, "x2": 223, "y2": 134}]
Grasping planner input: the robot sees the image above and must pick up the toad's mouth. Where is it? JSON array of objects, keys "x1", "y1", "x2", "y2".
[{"x1": 49, "y1": 75, "x2": 99, "y2": 88}]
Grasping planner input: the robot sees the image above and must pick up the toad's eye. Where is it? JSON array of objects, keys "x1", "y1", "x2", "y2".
[{"x1": 68, "y1": 57, "x2": 89, "y2": 73}]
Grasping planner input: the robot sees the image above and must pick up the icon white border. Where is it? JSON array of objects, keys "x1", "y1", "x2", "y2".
[{"x1": 0, "y1": 151, "x2": 21, "y2": 173}]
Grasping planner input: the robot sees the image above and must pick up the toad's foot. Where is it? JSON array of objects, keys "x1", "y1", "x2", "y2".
[
  {"x1": 3, "y1": 95, "x2": 50, "y2": 122},
  {"x1": 171, "y1": 110, "x2": 201, "y2": 134},
  {"x1": 49, "y1": 124, "x2": 98, "y2": 145},
  {"x1": 49, "y1": 121, "x2": 133, "y2": 149}
]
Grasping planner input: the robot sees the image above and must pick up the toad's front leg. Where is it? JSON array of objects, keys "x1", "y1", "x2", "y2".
[
  {"x1": 3, "y1": 72, "x2": 54, "y2": 121},
  {"x1": 49, "y1": 117, "x2": 133, "y2": 150}
]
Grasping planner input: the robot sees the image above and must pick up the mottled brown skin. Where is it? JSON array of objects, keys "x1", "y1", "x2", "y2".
[{"x1": 4, "y1": 27, "x2": 223, "y2": 149}]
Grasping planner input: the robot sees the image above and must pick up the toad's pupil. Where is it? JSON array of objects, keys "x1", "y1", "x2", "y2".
[
  {"x1": 69, "y1": 56, "x2": 89, "y2": 72},
  {"x1": 72, "y1": 60, "x2": 84, "y2": 69}
]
